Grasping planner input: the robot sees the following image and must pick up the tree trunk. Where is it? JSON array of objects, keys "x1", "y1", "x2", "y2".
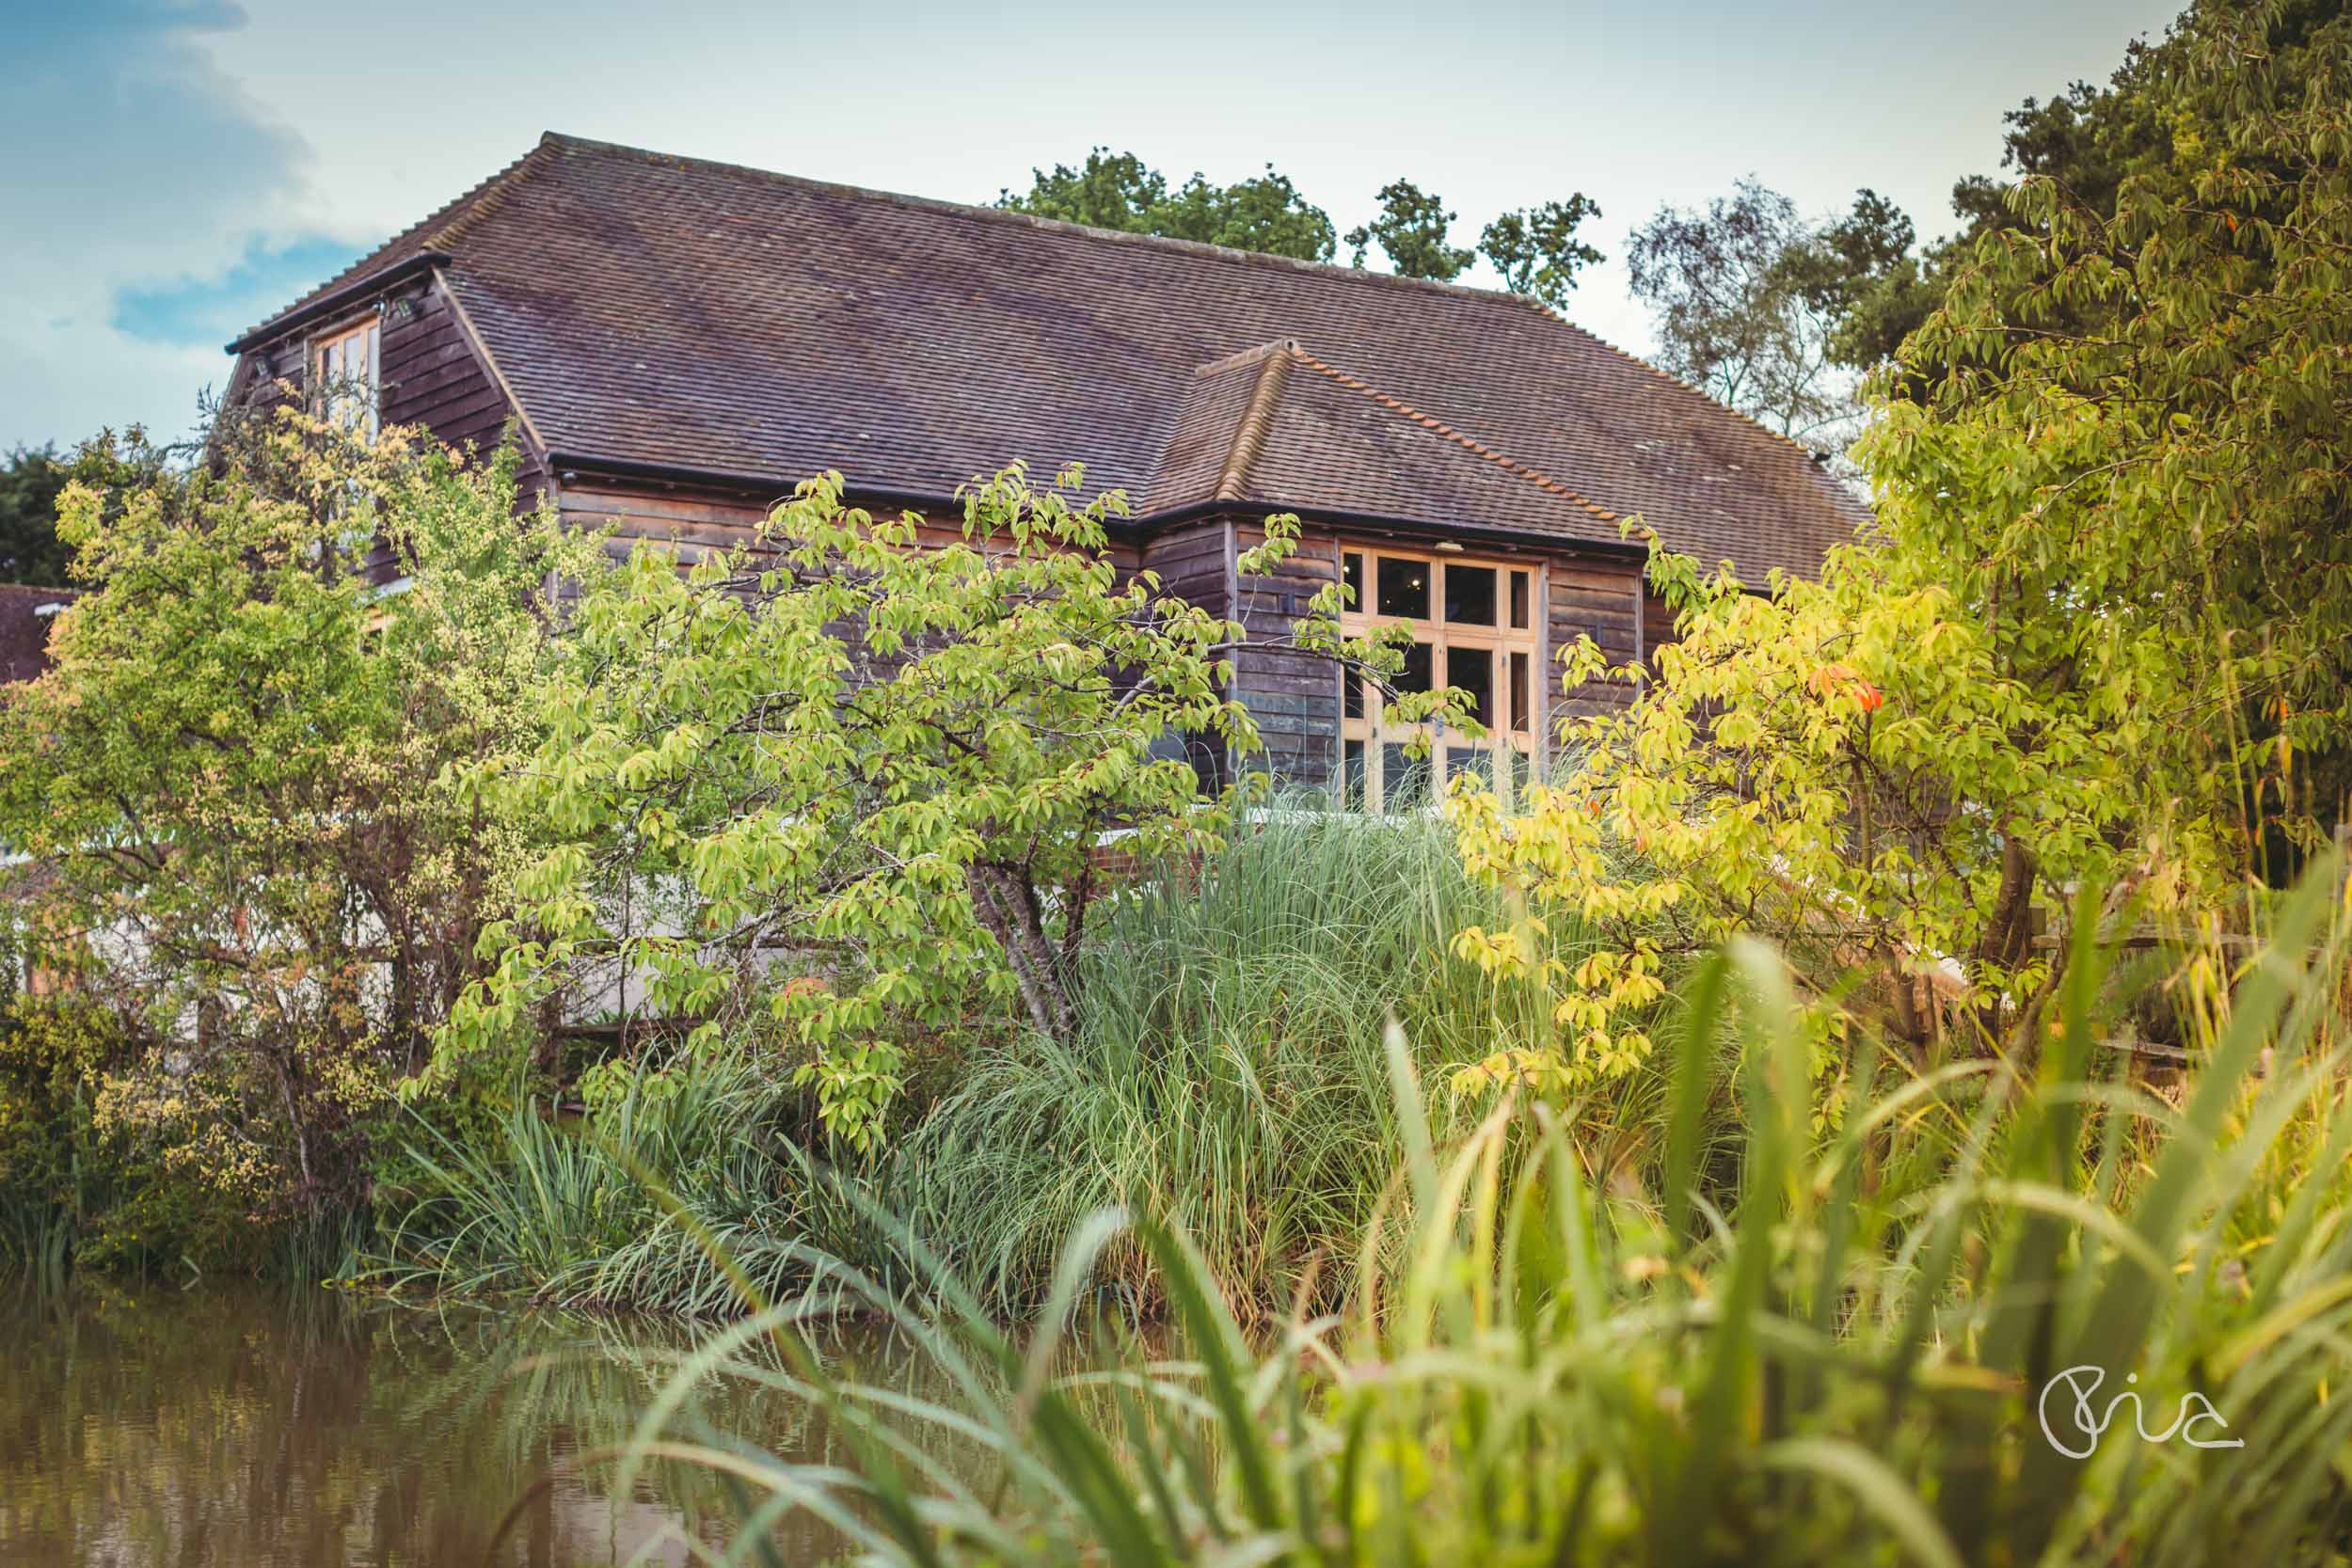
[
  {"x1": 1974, "y1": 836, "x2": 2039, "y2": 1044},
  {"x1": 970, "y1": 866, "x2": 1075, "y2": 1041}
]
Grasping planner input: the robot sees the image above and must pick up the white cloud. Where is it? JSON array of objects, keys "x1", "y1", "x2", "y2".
[{"x1": 1, "y1": 2, "x2": 319, "y2": 447}]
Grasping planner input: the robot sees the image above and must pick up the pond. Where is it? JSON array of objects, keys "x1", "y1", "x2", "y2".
[{"x1": 0, "y1": 1282, "x2": 948, "y2": 1567}]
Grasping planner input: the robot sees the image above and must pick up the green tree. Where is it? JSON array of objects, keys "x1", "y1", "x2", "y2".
[
  {"x1": 998, "y1": 148, "x2": 1338, "y2": 261},
  {"x1": 1476, "y1": 196, "x2": 1606, "y2": 307},
  {"x1": 1843, "y1": 0, "x2": 2347, "y2": 382},
  {"x1": 1344, "y1": 179, "x2": 1474, "y2": 281},
  {"x1": 1000, "y1": 152, "x2": 1606, "y2": 307},
  {"x1": 1458, "y1": 0, "x2": 2352, "y2": 1067},
  {"x1": 0, "y1": 409, "x2": 602, "y2": 1222},
  {"x1": 1626, "y1": 180, "x2": 1923, "y2": 443},
  {"x1": 0, "y1": 445, "x2": 73, "y2": 585},
  {"x1": 452, "y1": 465, "x2": 1454, "y2": 1149}
]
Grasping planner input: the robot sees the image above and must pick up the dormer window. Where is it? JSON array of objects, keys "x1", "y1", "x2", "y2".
[{"x1": 312, "y1": 316, "x2": 380, "y2": 437}]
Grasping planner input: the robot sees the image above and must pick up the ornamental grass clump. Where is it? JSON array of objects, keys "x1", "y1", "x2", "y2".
[{"x1": 891, "y1": 803, "x2": 1681, "y2": 1321}]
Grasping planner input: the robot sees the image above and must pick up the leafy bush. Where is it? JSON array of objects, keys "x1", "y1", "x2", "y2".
[
  {"x1": 0, "y1": 407, "x2": 603, "y2": 1240},
  {"x1": 1455, "y1": 5, "x2": 2352, "y2": 1074},
  {"x1": 0, "y1": 998, "x2": 277, "y2": 1275},
  {"x1": 457, "y1": 464, "x2": 1448, "y2": 1150}
]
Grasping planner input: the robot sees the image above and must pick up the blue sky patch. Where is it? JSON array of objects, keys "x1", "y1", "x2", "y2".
[{"x1": 110, "y1": 235, "x2": 361, "y2": 349}]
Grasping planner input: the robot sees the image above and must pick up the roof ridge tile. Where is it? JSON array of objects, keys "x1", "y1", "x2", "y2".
[
  {"x1": 1286, "y1": 348, "x2": 1622, "y2": 525},
  {"x1": 1215, "y1": 348, "x2": 1293, "y2": 502}
]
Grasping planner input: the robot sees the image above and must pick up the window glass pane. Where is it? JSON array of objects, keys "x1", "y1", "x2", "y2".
[
  {"x1": 1395, "y1": 641, "x2": 1434, "y2": 696},
  {"x1": 1343, "y1": 551, "x2": 1365, "y2": 610},
  {"x1": 1510, "y1": 570, "x2": 1531, "y2": 629},
  {"x1": 1510, "y1": 650, "x2": 1531, "y2": 732},
  {"x1": 1343, "y1": 739, "x2": 1366, "y2": 810},
  {"x1": 1509, "y1": 748, "x2": 1532, "y2": 797},
  {"x1": 1443, "y1": 564, "x2": 1497, "y2": 626},
  {"x1": 1375, "y1": 557, "x2": 1430, "y2": 619},
  {"x1": 1447, "y1": 645, "x2": 1493, "y2": 727},
  {"x1": 1380, "y1": 744, "x2": 1429, "y2": 812},
  {"x1": 1343, "y1": 667, "x2": 1365, "y2": 720},
  {"x1": 1445, "y1": 747, "x2": 1493, "y2": 792}
]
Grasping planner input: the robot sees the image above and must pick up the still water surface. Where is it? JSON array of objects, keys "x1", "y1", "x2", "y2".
[{"x1": 0, "y1": 1283, "x2": 941, "y2": 1567}]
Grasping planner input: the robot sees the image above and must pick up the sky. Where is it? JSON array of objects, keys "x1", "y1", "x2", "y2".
[{"x1": 1, "y1": 0, "x2": 2188, "y2": 455}]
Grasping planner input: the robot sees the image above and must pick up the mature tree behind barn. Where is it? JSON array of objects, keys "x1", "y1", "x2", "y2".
[
  {"x1": 1344, "y1": 179, "x2": 1475, "y2": 280},
  {"x1": 1002, "y1": 152, "x2": 1607, "y2": 307},
  {"x1": 1625, "y1": 180, "x2": 1925, "y2": 448},
  {"x1": 0, "y1": 446, "x2": 73, "y2": 586},
  {"x1": 1835, "y1": 0, "x2": 2349, "y2": 382},
  {"x1": 998, "y1": 148, "x2": 1340, "y2": 261},
  {"x1": 1477, "y1": 196, "x2": 1606, "y2": 307}
]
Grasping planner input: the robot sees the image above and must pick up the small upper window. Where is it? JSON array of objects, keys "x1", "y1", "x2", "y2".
[
  {"x1": 313, "y1": 316, "x2": 381, "y2": 438},
  {"x1": 1442, "y1": 563, "x2": 1497, "y2": 626},
  {"x1": 1375, "y1": 557, "x2": 1430, "y2": 619}
]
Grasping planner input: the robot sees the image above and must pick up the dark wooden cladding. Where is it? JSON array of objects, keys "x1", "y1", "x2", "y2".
[
  {"x1": 556, "y1": 481, "x2": 1151, "y2": 578},
  {"x1": 1232, "y1": 519, "x2": 1343, "y2": 789},
  {"x1": 228, "y1": 275, "x2": 539, "y2": 581},
  {"x1": 1136, "y1": 516, "x2": 1239, "y2": 788},
  {"x1": 1545, "y1": 558, "x2": 1646, "y2": 736},
  {"x1": 1138, "y1": 517, "x2": 1231, "y2": 616},
  {"x1": 1641, "y1": 588, "x2": 1673, "y2": 672},
  {"x1": 233, "y1": 277, "x2": 538, "y2": 486},
  {"x1": 556, "y1": 481, "x2": 774, "y2": 567},
  {"x1": 379, "y1": 285, "x2": 540, "y2": 492}
]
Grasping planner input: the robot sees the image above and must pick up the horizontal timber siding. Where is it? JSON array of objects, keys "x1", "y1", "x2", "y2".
[
  {"x1": 1233, "y1": 518, "x2": 1342, "y2": 789},
  {"x1": 1545, "y1": 558, "x2": 1647, "y2": 745}
]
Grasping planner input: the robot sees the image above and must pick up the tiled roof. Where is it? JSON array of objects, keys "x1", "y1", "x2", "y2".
[{"x1": 237, "y1": 133, "x2": 1869, "y2": 580}]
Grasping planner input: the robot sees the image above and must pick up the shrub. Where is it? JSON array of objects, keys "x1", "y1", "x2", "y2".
[
  {"x1": 1455, "y1": 6, "x2": 2352, "y2": 1073},
  {"x1": 0, "y1": 998, "x2": 274, "y2": 1274},
  {"x1": 0, "y1": 407, "x2": 604, "y2": 1236},
  {"x1": 457, "y1": 465, "x2": 1454, "y2": 1150}
]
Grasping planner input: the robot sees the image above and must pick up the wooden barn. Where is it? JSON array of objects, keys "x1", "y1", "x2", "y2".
[{"x1": 224, "y1": 132, "x2": 1867, "y2": 804}]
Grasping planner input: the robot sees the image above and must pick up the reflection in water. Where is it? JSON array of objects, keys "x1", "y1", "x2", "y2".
[{"x1": 0, "y1": 1282, "x2": 943, "y2": 1567}]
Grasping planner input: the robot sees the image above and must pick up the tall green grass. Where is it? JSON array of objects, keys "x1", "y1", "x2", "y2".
[
  {"x1": 377, "y1": 808, "x2": 1687, "y2": 1320},
  {"x1": 567, "y1": 857, "x2": 2352, "y2": 1566},
  {"x1": 371, "y1": 1050, "x2": 890, "y2": 1315},
  {"x1": 893, "y1": 806, "x2": 1677, "y2": 1320}
]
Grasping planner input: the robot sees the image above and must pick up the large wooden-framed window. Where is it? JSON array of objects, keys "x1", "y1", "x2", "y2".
[
  {"x1": 312, "y1": 315, "x2": 381, "y2": 438},
  {"x1": 1338, "y1": 545, "x2": 1539, "y2": 813}
]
